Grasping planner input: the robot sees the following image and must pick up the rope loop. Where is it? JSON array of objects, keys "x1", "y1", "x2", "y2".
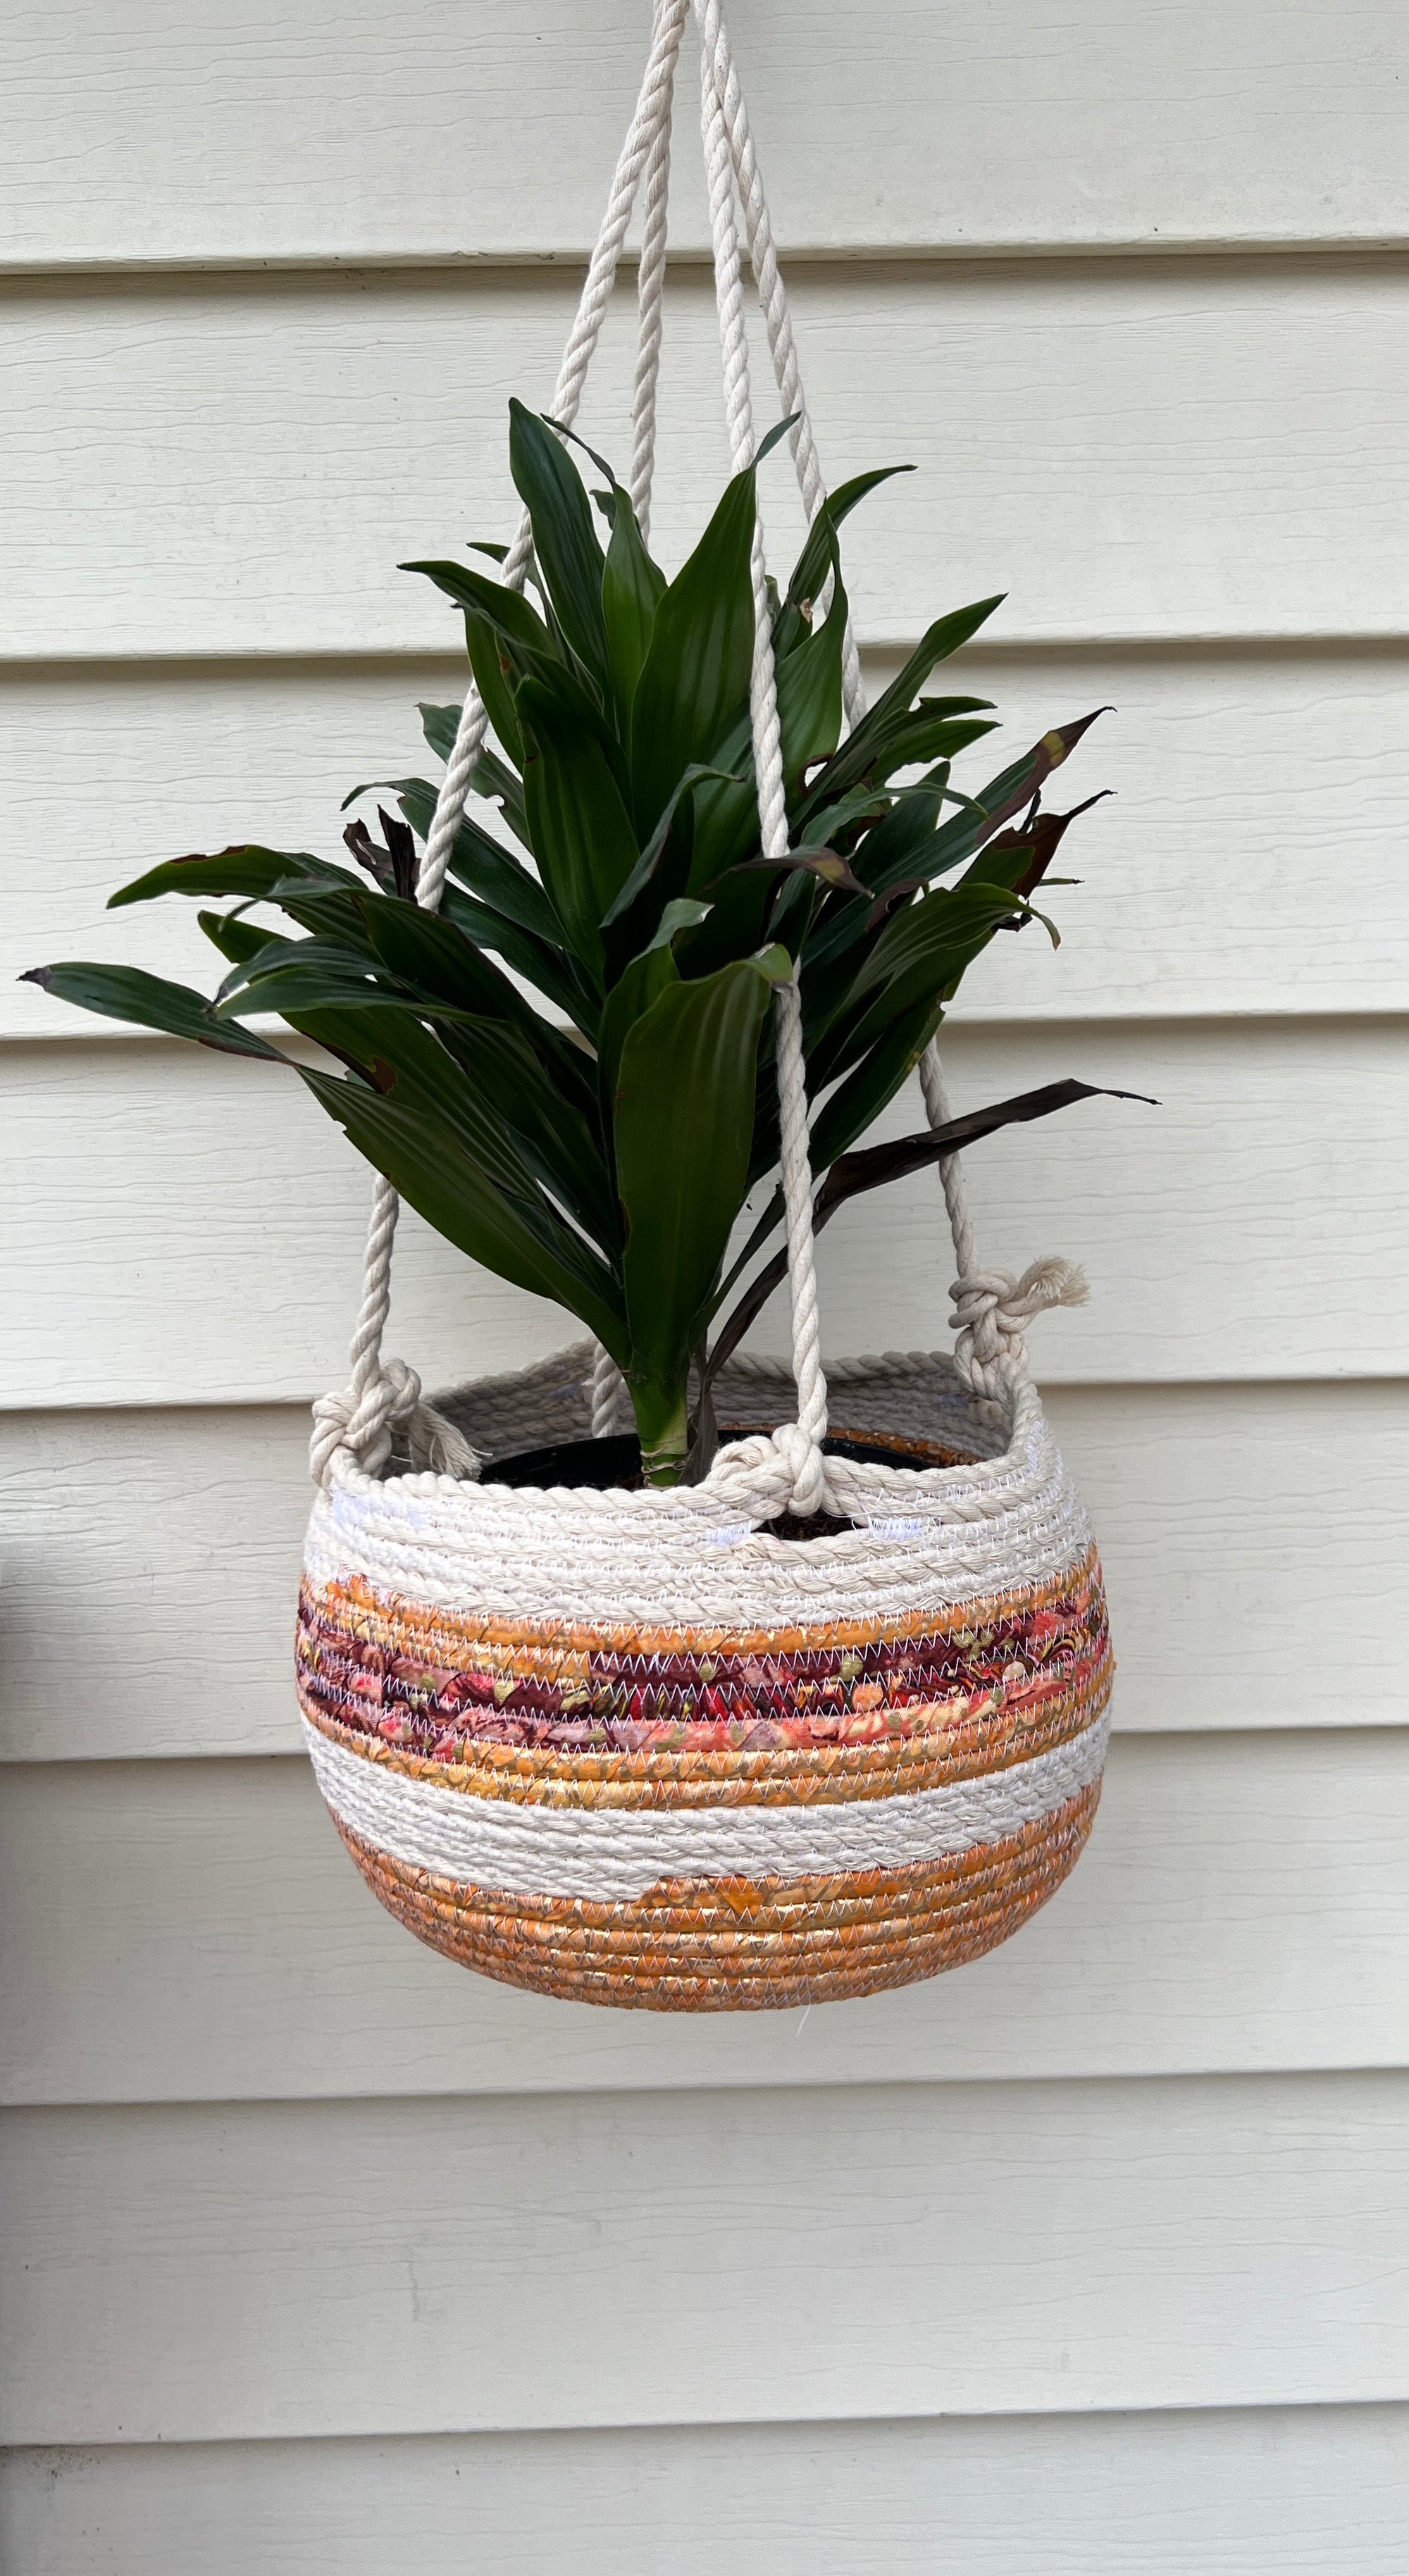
[
  {"x1": 702, "y1": 1424, "x2": 832, "y2": 1522},
  {"x1": 767, "y1": 1416, "x2": 831, "y2": 1519},
  {"x1": 316, "y1": 0, "x2": 1085, "y2": 1501},
  {"x1": 314, "y1": 0, "x2": 689, "y2": 1487},
  {"x1": 311, "y1": 1357, "x2": 482, "y2": 1486},
  {"x1": 949, "y1": 1258, "x2": 1089, "y2": 1400}
]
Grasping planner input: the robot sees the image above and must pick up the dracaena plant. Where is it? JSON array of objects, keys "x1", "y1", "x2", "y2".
[{"x1": 30, "y1": 399, "x2": 1112, "y2": 1486}]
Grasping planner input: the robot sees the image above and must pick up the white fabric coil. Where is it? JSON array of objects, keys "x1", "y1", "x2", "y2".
[
  {"x1": 306, "y1": 1362, "x2": 1094, "y2": 1631},
  {"x1": 304, "y1": 1708, "x2": 1109, "y2": 1905}
]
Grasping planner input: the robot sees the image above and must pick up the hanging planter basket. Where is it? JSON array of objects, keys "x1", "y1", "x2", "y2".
[
  {"x1": 300, "y1": 1348, "x2": 1110, "y2": 2009},
  {"x1": 295, "y1": 0, "x2": 1113, "y2": 2010}
]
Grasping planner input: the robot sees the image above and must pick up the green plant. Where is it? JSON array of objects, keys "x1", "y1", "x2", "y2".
[{"x1": 28, "y1": 402, "x2": 1116, "y2": 1486}]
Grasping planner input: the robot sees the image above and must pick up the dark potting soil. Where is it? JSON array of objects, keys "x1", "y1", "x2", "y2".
[{"x1": 478, "y1": 1427, "x2": 912, "y2": 1540}]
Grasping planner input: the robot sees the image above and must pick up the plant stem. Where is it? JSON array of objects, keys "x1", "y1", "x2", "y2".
[
  {"x1": 683, "y1": 1336, "x2": 719, "y2": 1486},
  {"x1": 629, "y1": 1377, "x2": 690, "y2": 1490}
]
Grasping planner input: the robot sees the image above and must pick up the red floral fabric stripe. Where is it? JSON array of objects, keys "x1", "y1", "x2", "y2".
[{"x1": 297, "y1": 1554, "x2": 1110, "y2": 1765}]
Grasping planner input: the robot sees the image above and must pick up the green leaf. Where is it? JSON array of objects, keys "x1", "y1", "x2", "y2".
[
  {"x1": 918, "y1": 707, "x2": 1113, "y2": 881},
  {"x1": 647, "y1": 897, "x2": 712, "y2": 950},
  {"x1": 595, "y1": 944, "x2": 678, "y2": 1142},
  {"x1": 258, "y1": 881, "x2": 542, "y2": 1038},
  {"x1": 462, "y1": 609, "x2": 525, "y2": 766},
  {"x1": 389, "y1": 776, "x2": 558, "y2": 945},
  {"x1": 602, "y1": 485, "x2": 666, "y2": 730},
  {"x1": 197, "y1": 909, "x2": 279, "y2": 969},
  {"x1": 472, "y1": 749, "x2": 532, "y2": 851},
  {"x1": 797, "y1": 597, "x2": 1004, "y2": 818},
  {"x1": 845, "y1": 877, "x2": 1015, "y2": 1012},
  {"x1": 798, "y1": 778, "x2": 955, "y2": 981},
  {"x1": 802, "y1": 704, "x2": 995, "y2": 821},
  {"x1": 599, "y1": 761, "x2": 739, "y2": 935},
  {"x1": 340, "y1": 771, "x2": 427, "y2": 820},
  {"x1": 299, "y1": 1062, "x2": 627, "y2": 1358},
  {"x1": 737, "y1": 844, "x2": 871, "y2": 897},
  {"x1": 449, "y1": 903, "x2": 599, "y2": 1028},
  {"x1": 753, "y1": 414, "x2": 802, "y2": 468},
  {"x1": 255, "y1": 874, "x2": 383, "y2": 945},
  {"x1": 806, "y1": 995, "x2": 945, "y2": 1171},
  {"x1": 774, "y1": 466, "x2": 914, "y2": 658},
  {"x1": 813, "y1": 881, "x2": 1029, "y2": 1081},
  {"x1": 542, "y1": 418, "x2": 623, "y2": 490},
  {"x1": 793, "y1": 780, "x2": 895, "y2": 854},
  {"x1": 418, "y1": 702, "x2": 462, "y2": 763},
  {"x1": 433, "y1": 1014, "x2": 617, "y2": 1252},
  {"x1": 518, "y1": 676, "x2": 641, "y2": 975},
  {"x1": 303, "y1": 1002, "x2": 583, "y2": 1243},
  {"x1": 709, "y1": 1080, "x2": 1140, "y2": 1379},
  {"x1": 864, "y1": 704, "x2": 997, "y2": 786},
  {"x1": 409, "y1": 566, "x2": 609, "y2": 756},
  {"x1": 213, "y1": 936, "x2": 385, "y2": 1017},
  {"x1": 681, "y1": 588, "x2": 848, "y2": 900},
  {"x1": 415, "y1": 705, "x2": 533, "y2": 850},
  {"x1": 849, "y1": 773, "x2": 951, "y2": 879},
  {"x1": 678, "y1": 731, "x2": 757, "y2": 894},
  {"x1": 356, "y1": 895, "x2": 544, "y2": 1031},
  {"x1": 437, "y1": 884, "x2": 599, "y2": 1033},
  {"x1": 223, "y1": 923, "x2": 595, "y2": 1054},
  {"x1": 508, "y1": 402, "x2": 612, "y2": 697},
  {"x1": 402, "y1": 559, "x2": 563, "y2": 680},
  {"x1": 108, "y1": 845, "x2": 354, "y2": 911},
  {"x1": 776, "y1": 585, "x2": 845, "y2": 792},
  {"x1": 614, "y1": 957, "x2": 777, "y2": 1405},
  {"x1": 629, "y1": 464, "x2": 758, "y2": 836},
  {"x1": 669, "y1": 865, "x2": 774, "y2": 981},
  {"x1": 22, "y1": 962, "x2": 283, "y2": 1058}
]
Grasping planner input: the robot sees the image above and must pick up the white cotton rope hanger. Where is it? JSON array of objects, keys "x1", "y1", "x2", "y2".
[
  {"x1": 588, "y1": 0, "x2": 683, "y2": 1446},
  {"x1": 311, "y1": 0, "x2": 1081, "y2": 1503},
  {"x1": 684, "y1": 0, "x2": 1087, "y2": 1417},
  {"x1": 309, "y1": 0, "x2": 693, "y2": 1488}
]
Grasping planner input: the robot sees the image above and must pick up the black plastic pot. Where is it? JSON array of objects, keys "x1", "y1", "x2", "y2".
[{"x1": 478, "y1": 1426, "x2": 914, "y2": 1536}]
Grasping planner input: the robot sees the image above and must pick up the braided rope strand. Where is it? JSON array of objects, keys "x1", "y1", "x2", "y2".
[
  {"x1": 919, "y1": 1039, "x2": 1088, "y2": 1398},
  {"x1": 318, "y1": 0, "x2": 1073, "y2": 1500},
  {"x1": 698, "y1": 3, "x2": 1081, "y2": 1431},
  {"x1": 698, "y1": 0, "x2": 864, "y2": 726},
  {"x1": 630, "y1": 0, "x2": 677, "y2": 538},
  {"x1": 589, "y1": 1339, "x2": 633, "y2": 1438},
  {"x1": 698, "y1": 8, "x2": 827, "y2": 1512},
  {"x1": 316, "y1": 2, "x2": 689, "y2": 1483},
  {"x1": 587, "y1": 0, "x2": 683, "y2": 1438},
  {"x1": 918, "y1": 1041, "x2": 978, "y2": 1284}
]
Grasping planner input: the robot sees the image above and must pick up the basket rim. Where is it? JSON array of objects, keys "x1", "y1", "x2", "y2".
[{"x1": 323, "y1": 1347, "x2": 1050, "y2": 1559}]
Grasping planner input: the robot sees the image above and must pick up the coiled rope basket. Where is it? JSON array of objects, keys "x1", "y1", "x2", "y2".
[{"x1": 297, "y1": 0, "x2": 1114, "y2": 2011}]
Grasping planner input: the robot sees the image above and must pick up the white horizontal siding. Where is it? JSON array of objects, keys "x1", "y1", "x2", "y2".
[
  {"x1": 8, "y1": 647, "x2": 1409, "y2": 1038},
  {"x1": 4, "y1": 0, "x2": 1407, "y2": 267},
  {"x1": 8, "y1": 260, "x2": 1409, "y2": 658},
  {"x1": 4, "y1": 0, "x2": 1406, "y2": 2544},
  {"x1": 5, "y1": 2405, "x2": 1409, "y2": 2576},
  {"x1": 7, "y1": 2070, "x2": 1409, "y2": 2444},
  {"x1": 6, "y1": 1727, "x2": 1407, "y2": 2105},
  {"x1": 2, "y1": 1018, "x2": 1403, "y2": 1405},
  {"x1": 1, "y1": 1381, "x2": 1401, "y2": 1762}
]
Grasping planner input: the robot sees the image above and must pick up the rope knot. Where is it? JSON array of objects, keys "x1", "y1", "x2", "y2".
[
  {"x1": 949, "y1": 1257, "x2": 1088, "y2": 1398},
  {"x1": 768, "y1": 1418, "x2": 831, "y2": 1521},
  {"x1": 310, "y1": 1357, "x2": 481, "y2": 1486}
]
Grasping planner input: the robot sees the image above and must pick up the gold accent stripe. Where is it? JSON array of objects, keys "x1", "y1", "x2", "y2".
[
  {"x1": 314, "y1": 1546, "x2": 1103, "y2": 1671},
  {"x1": 335, "y1": 1781, "x2": 1100, "y2": 2012},
  {"x1": 301, "y1": 1650, "x2": 1112, "y2": 1809}
]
